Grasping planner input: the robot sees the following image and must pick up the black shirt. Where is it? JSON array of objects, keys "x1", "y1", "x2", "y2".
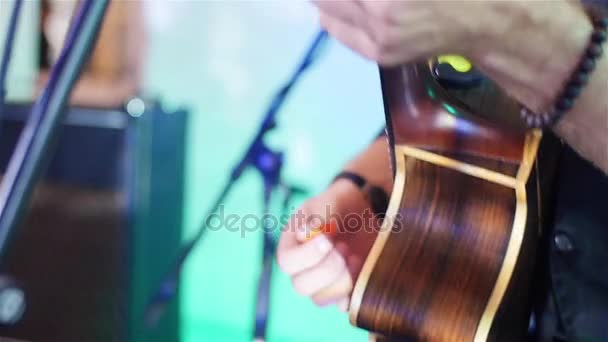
[
  {"x1": 535, "y1": 5, "x2": 608, "y2": 335},
  {"x1": 535, "y1": 145, "x2": 608, "y2": 341}
]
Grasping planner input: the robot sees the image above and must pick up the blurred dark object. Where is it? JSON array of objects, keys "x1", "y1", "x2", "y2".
[
  {"x1": 0, "y1": 0, "x2": 109, "y2": 260},
  {"x1": 0, "y1": 275, "x2": 25, "y2": 325},
  {"x1": 0, "y1": 99, "x2": 186, "y2": 342}
]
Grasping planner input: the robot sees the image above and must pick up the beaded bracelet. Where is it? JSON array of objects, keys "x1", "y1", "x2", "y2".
[{"x1": 520, "y1": 10, "x2": 608, "y2": 129}]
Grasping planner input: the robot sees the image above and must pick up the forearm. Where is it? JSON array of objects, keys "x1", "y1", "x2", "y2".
[
  {"x1": 473, "y1": 2, "x2": 607, "y2": 172},
  {"x1": 342, "y1": 136, "x2": 394, "y2": 194},
  {"x1": 554, "y1": 52, "x2": 608, "y2": 173}
]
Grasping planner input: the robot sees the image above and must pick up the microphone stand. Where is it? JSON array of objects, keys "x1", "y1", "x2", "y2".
[
  {"x1": 144, "y1": 31, "x2": 329, "y2": 340},
  {"x1": 0, "y1": 0, "x2": 108, "y2": 325},
  {"x1": 0, "y1": 0, "x2": 23, "y2": 131}
]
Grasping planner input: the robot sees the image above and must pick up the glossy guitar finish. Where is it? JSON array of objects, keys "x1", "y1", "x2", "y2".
[{"x1": 349, "y1": 64, "x2": 552, "y2": 341}]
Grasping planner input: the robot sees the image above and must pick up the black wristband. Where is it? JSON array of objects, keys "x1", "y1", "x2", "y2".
[
  {"x1": 520, "y1": 11, "x2": 607, "y2": 128},
  {"x1": 333, "y1": 171, "x2": 389, "y2": 217}
]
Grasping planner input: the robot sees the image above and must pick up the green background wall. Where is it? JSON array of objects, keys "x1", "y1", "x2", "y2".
[
  {"x1": 2, "y1": 1, "x2": 387, "y2": 340},
  {"x1": 0, "y1": 1, "x2": 38, "y2": 102},
  {"x1": 142, "y1": 2, "x2": 386, "y2": 341}
]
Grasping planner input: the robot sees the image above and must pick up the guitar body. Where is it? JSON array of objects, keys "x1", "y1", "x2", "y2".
[{"x1": 349, "y1": 64, "x2": 556, "y2": 341}]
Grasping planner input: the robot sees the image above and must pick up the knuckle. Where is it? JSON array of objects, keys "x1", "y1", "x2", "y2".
[
  {"x1": 367, "y1": 2, "x2": 387, "y2": 19},
  {"x1": 311, "y1": 296, "x2": 331, "y2": 307},
  {"x1": 311, "y1": 291, "x2": 343, "y2": 307},
  {"x1": 291, "y1": 277, "x2": 312, "y2": 296},
  {"x1": 373, "y1": 27, "x2": 393, "y2": 53},
  {"x1": 277, "y1": 250, "x2": 299, "y2": 275},
  {"x1": 276, "y1": 251, "x2": 290, "y2": 273},
  {"x1": 380, "y1": 6, "x2": 398, "y2": 25},
  {"x1": 367, "y1": 35, "x2": 393, "y2": 64}
]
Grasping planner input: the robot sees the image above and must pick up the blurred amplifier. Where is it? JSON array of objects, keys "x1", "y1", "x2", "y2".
[{"x1": 0, "y1": 99, "x2": 186, "y2": 342}]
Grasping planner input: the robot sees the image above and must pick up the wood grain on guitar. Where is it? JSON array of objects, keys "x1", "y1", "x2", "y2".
[{"x1": 349, "y1": 64, "x2": 554, "y2": 341}]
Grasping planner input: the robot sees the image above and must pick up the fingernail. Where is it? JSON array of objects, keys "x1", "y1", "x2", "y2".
[
  {"x1": 315, "y1": 235, "x2": 332, "y2": 254},
  {"x1": 338, "y1": 298, "x2": 349, "y2": 312}
]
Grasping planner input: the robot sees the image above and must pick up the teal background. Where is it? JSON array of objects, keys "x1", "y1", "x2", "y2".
[
  {"x1": 142, "y1": 2, "x2": 385, "y2": 341},
  {"x1": 0, "y1": 1, "x2": 386, "y2": 340},
  {"x1": 0, "y1": 0, "x2": 38, "y2": 102}
]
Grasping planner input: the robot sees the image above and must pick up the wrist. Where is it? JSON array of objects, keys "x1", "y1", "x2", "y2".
[
  {"x1": 332, "y1": 172, "x2": 390, "y2": 216},
  {"x1": 329, "y1": 178, "x2": 369, "y2": 211},
  {"x1": 472, "y1": 2, "x2": 593, "y2": 113},
  {"x1": 331, "y1": 178, "x2": 362, "y2": 197}
]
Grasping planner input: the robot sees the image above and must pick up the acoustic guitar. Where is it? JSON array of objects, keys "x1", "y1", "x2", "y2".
[{"x1": 348, "y1": 60, "x2": 558, "y2": 341}]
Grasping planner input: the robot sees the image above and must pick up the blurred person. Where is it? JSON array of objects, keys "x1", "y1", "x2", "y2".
[
  {"x1": 37, "y1": 0, "x2": 145, "y2": 108},
  {"x1": 278, "y1": 1, "x2": 607, "y2": 340}
]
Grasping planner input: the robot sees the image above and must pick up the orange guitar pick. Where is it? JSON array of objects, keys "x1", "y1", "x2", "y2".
[{"x1": 305, "y1": 220, "x2": 337, "y2": 241}]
